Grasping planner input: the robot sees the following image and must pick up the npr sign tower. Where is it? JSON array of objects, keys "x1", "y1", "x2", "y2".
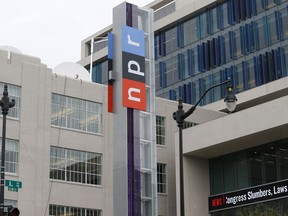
[{"x1": 111, "y1": 2, "x2": 157, "y2": 216}]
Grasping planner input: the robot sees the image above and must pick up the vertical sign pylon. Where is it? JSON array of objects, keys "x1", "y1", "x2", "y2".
[{"x1": 112, "y1": 2, "x2": 157, "y2": 216}]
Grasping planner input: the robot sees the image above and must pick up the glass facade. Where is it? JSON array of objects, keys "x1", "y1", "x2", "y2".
[
  {"x1": 86, "y1": 1, "x2": 288, "y2": 108},
  {"x1": 209, "y1": 138, "x2": 288, "y2": 214},
  {"x1": 155, "y1": 0, "x2": 288, "y2": 105},
  {"x1": 50, "y1": 146, "x2": 102, "y2": 186},
  {"x1": 51, "y1": 94, "x2": 102, "y2": 134},
  {"x1": 210, "y1": 138, "x2": 288, "y2": 195}
]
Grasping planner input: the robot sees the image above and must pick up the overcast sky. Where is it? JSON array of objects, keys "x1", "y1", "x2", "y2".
[{"x1": 0, "y1": 0, "x2": 153, "y2": 68}]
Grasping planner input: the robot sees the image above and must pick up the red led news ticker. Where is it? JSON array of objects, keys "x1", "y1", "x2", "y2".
[{"x1": 209, "y1": 179, "x2": 288, "y2": 212}]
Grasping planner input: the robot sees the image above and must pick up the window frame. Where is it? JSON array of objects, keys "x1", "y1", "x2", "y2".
[
  {"x1": 157, "y1": 163, "x2": 167, "y2": 194},
  {"x1": 49, "y1": 204, "x2": 101, "y2": 216},
  {"x1": 51, "y1": 94, "x2": 103, "y2": 134},
  {"x1": 156, "y1": 116, "x2": 166, "y2": 146},
  {"x1": 0, "y1": 139, "x2": 19, "y2": 174},
  {"x1": 50, "y1": 146, "x2": 102, "y2": 186}
]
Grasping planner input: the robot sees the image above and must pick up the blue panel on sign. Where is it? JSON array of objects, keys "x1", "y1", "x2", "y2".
[
  {"x1": 108, "y1": 33, "x2": 113, "y2": 60},
  {"x1": 122, "y1": 26, "x2": 145, "y2": 57}
]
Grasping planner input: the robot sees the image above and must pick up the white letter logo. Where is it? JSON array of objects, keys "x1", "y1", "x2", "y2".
[
  {"x1": 127, "y1": 34, "x2": 140, "y2": 47},
  {"x1": 128, "y1": 60, "x2": 144, "y2": 76},
  {"x1": 128, "y1": 88, "x2": 141, "y2": 102}
]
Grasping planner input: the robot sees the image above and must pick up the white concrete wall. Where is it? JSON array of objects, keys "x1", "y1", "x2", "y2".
[
  {"x1": 0, "y1": 51, "x2": 52, "y2": 216},
  {"x1": 156, "y1": 98, "x2": 227, "y2": 216},
  {"x1": 0, "y1": 51, "x2": 113, "y2": 216},
  {"x1": 156, "y1": 99, "x2": 178, "y2": 216},
  {"x1": 175, "y1": 0, "x2": 216, "y2": 10},
  {"x1": 174, "y1": 131, "x2": 210, "y2": 216},
  {"x1": 184, "y1": 93, "x2": 288, "y2": 158},
  {"x1": 185, "y1": 156, "x2": 210, "y2": 216}
]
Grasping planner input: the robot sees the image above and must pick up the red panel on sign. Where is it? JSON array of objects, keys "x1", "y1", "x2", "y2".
[
  {"x1": 108, "y1": 83, "x2": 113, "y2": 113},
  {"x1": 122, "y1": 78, "x2": 146, "y2": 111}
]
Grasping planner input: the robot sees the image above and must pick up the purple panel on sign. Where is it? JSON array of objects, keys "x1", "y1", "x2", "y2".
[
  {"x1": 127, "y1": 107, "x2": 134, "y2": 216},
  {"x1": 126, "y1": 3, "x2": 133, "y2": 216}
]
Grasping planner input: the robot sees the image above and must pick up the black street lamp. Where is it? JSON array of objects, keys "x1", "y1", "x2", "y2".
[
  {"x1": 173, "y1": 78, "x2": 237, "y2": 216},
  {"x1": 0, "y1": 84, "x2": 15, "y2": 216}
]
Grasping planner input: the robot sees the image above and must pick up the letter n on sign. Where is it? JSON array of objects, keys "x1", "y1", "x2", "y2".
[
  {"x1": 122, "y1": 79, "x2": 146, "y2": 110},
  {"x1": 122, "y1": 26, "x2": 146, "y2": 111}
]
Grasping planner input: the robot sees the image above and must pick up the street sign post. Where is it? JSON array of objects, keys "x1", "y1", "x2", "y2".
[{"x1": 5, "y1": 180, "x2": 22, "y2": 192}]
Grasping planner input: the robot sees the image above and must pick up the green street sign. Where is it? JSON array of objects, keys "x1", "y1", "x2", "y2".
[{"x1": 5, "y1": 180, "x2": 22, "y2": 189}]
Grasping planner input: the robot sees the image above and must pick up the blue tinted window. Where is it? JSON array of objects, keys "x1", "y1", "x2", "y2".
[
  {"x1": 221, "y1": 3, "x2": 230, "y2": 29},
  {"x1": 199, "y1": 13, "x2": 208, "y2": 38},
  {"x1": 282, "y1": 7, "x2": 288, "y2": 39},
  {"x1": 255, "y1": 0, "x2": 265, "y2": 14},
  {"x1": 183, "y1": 17, "x2": 199, "y2": 46},
  {"x1": 267, "y1": 13, "x2": 278, "y2": 45},
  {"x1": 167, "y1": 28, "x2": 178, "y2": 54},
  {"x1": 255, "y1": 17, "x2": 268, "y2": 50}
]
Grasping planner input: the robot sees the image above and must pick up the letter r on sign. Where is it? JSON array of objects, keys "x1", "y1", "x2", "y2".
[
  {"x1": 128, "y1": 35, "x2": 140, "y2": 47},
  {"x1": 122, "y1": 26, "x2": 145, "y2": 57}
]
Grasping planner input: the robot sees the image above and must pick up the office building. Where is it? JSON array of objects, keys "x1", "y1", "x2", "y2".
[
  {"x1": 79, "y1": 0, "x2": 288, "y2": 215},
  {"x1": 0, "y1": 45, "x2": 193, "y2": 215},
  {"x1": 79, "y1": 0, "x2": 288, "y2": 106},
  {"x1": 0, "y1": 0, "x2": 288, "y2": 215},
  {"x1": 0, "y1": 49, "x2": 112, "y2": 216}
]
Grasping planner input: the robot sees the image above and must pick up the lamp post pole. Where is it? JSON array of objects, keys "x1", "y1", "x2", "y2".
[
  {"x1": 0, "y1": 84, "x2": 15, "y2": 216},
  {"x1": 173, "y1": 79, "x2": 237, "y2": 216}
]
